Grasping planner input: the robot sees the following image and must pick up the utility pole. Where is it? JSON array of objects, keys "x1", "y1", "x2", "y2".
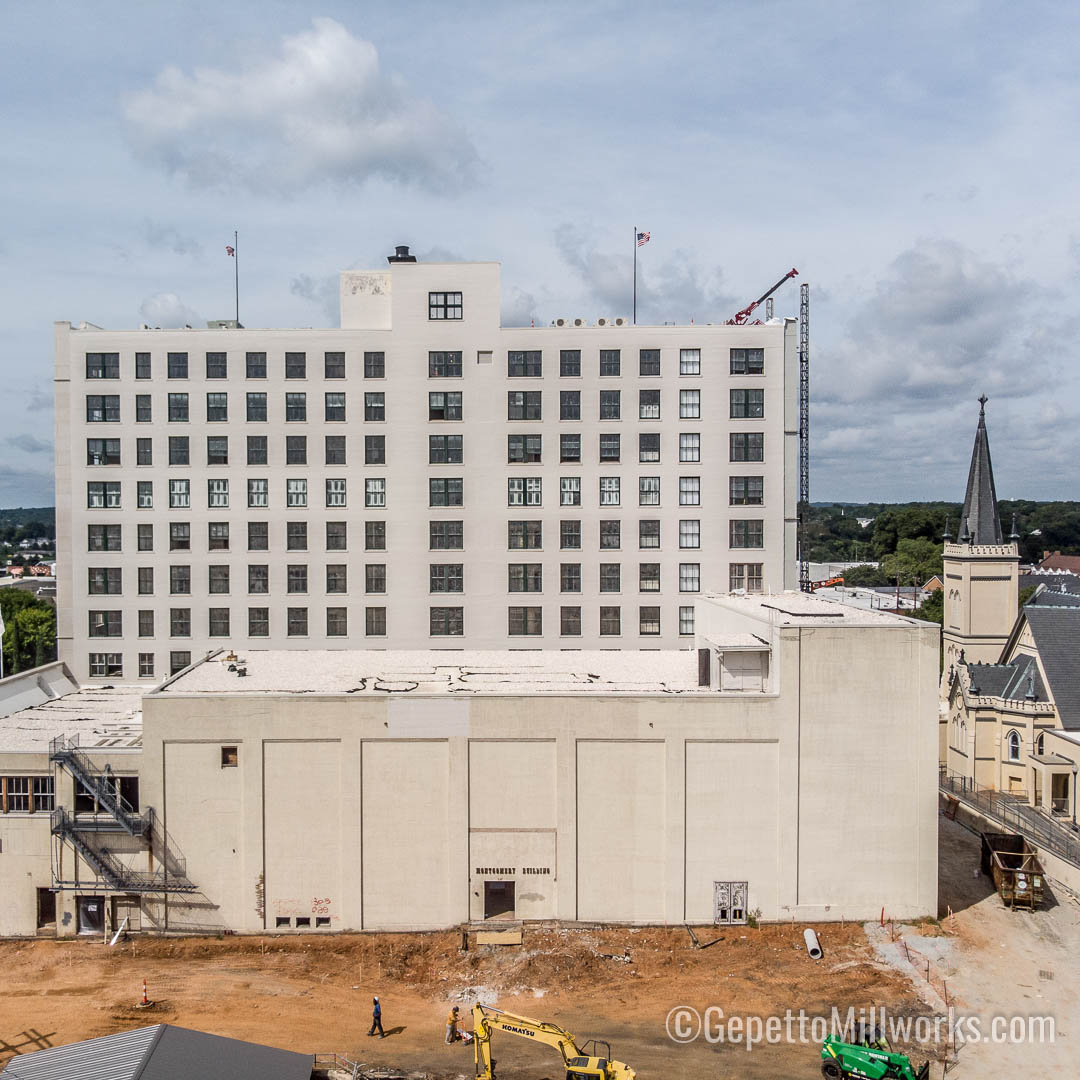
[{"x1": 233, "y1": 230, "x2": 239, "y2": 327}]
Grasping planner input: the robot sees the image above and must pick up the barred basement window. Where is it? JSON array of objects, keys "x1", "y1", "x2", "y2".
[
  {"x1": 249, "y1": 607, "x2": 270, "y2": 636},
  {"x1": 639, "y1": 606, "x2": 661, "y2": 635},
  {"x1": 639, "y1": 520, "x2": 660, "y2": 549},
  {"x1": 430, "y1": 607, "x2": 464, "y2": 635},
  {"x1": 366, "y1": 607, "x2": 387, "y2": 635},
  {"x1": 508, "y1": 606, "x2": 542, "y2": 635},
  {"x1": 429, "y1": 351, "x2": 463, "y2": 377}
]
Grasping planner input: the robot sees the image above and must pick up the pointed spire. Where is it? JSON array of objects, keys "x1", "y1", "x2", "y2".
[
  {"x1": 960, "y1": 395, "x2": 1003, "y2": 545},
  {"x1": 942, "y1": 515, "x2": 952, "y2": 542},
  {"x1": 1009, "y1": 513, "x2": 1020, "y2": 542}
]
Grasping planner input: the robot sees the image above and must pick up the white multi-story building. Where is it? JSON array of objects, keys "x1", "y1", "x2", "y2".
[{"x1": 54, "y1": 248, "x2": 797, "y2": 682}]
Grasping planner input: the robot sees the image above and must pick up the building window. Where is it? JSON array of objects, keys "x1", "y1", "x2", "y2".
[
  {"x1": 680, "y1": 519, "x2": 701, "y2": 548},
  {"x1": 639, "y1": 390, "x2": 660, "y2": 419},
  {"x1": 560, "y1": 477, "x2": 581, "y2": 507},
  {"x1": 508, "y1": 606, "x2": 543, "y2": 636},
  {"x1": 326, "y1": 478, "x2": 348, "y2": 507},
  {"x1": 88, "y1": 567, "x2": 123, "y2": 595},
  {"x1": 88, "y1": 524, "x2": 122, "y2": 552},
  {"x1": 428, "y1": 391, "x2": 462, "y2": 421},
  {"x1": 205, "y1": 436, "x2": 228, "y2": 466},
  {"x1": 429, "y1": 434, "x2": 463, "y2": 463},
  {"x1": 730, "y1": 347, "x2": 764, "y2": 375},
  {"x1": 730, "y1": 476, "x2": 764, "y2": 505},
  {"x1": 205, "y1": 392, "x2": 228, "y2": 423},
  {"x1": 600, "y1": 563, "x2": 621, "y2": 592},
  {"x1": 639, "y1": 433, "x2": 660, "y2": 462},
  {"x1": 207, "y1": 565, "x2": 230, "y2": 596},
  {"x1": 508, "y1": 477, "x2": 542, "y2": 506},
  {"x1": 679, "y1": 605, "x2": 695, "y2": 635},
  {"x1": 167, "y1": 393, "x2": 189, "y2": 422},
  {"x1": 639, "y1": 563, "x2": 660, "y2": 592},
  {"x1": 86, "y1": 395, "x2": 120, "y2": 422},
  {"x1": 167, "y1": 352, "x2": 188, "y2": 379},
  {"x1": 287, "y1": 607, "x2": 308, "y2": 636},
  {"x1": 730, "y1": 388, "x2": 764, "y2": 418},
  {"x1": 207, "y1": 478, "x2": 229, "y2": 508},
  {"x1": 88, "y1": 653, "x2": 123, "y2": 678},
  {"x1": 365, "y1": 478, "x2": 386, "y2": 507},
  {"x1": 508, "y1": 521, "x2": 542, "y2": 550},
  {"x1": 729, "y1": 562, "x2": 763, "y2": 592},
  {"x1": 209, "y1": 608, "x2": 230, "y2": 636},
  {"x1": 247, "y1": 478, "x2": 268, "y2": 508},
  {"x1": 639, "y1": 348, "x2": 660, "y2": 376},
  {"x1": 560, "y1": 390, "x2": 581, "y2": 420},
  {"x1": 560, "y1": 563, "x2": 581, "y2": 592},
  {"x1": 170, "y1": 651, "x2": 191, "y2": 675},
  {"x1": 287, "y1": 521, "x2": 308, "y2": 550},
  {"x1": 599, "y1": 476, "x2": 620, "y2": 506},
  {"x1": 87, "y1": 481, "x2": 121, "y2": 509},
  {"x1": 366, "y1": 607, "x2": 387, "y2": 635},
  {"x1": 286, "y1": 435, "x2": 307, "y2": 465},
  {"x1": 137, "y1": 481, "x2": 153, "y2": 509},
  {"x1": 137, "y1": 568, "x2": 153, "y2": 595},
  {"x1": 364, "y1": 351, "x2": 385, "y2": 378},
  {"x1": 508, "y1": 350, "x2": 542, "y2": 377},
  {"x1": 131, "y1": 352, "x2": 151, "y2": 380},
  {"x1": 326, "y1": 607, "x2": 348, "y2": 637},
  {"x1": 285, "y1": 392, "x2": 307, "y2": 422},
  {"x1": 680, "y1": 389, "x2": 701, "y2": 419},
  {"x1": 246, "y1": 392, "x2": 267, "y2": 422},
  {"x1": 599, "y1": 433, "x2": 620, "y2": 462},
  {"x1": 679, "y1": 432, "x2": 701, "y2": 462},
  {"x1": 508, "y1": 434, "x2": 542, "y2": 463},
  {"x1": 730, "y1": 432, "x2": 763, "y2": 462},
  {"x1": 429, "y1": 291, "x2": 463, "y2": 320},
  {"x1": 429, "y1": 477, "x2": 463, "y2": 507},
  {"x1": 560, "y1": 434, "x2": 581, "y2": 463},
  {"x1": 169, "y1": 436, "x2": 190, "y2": 465},
  {"x1": 87, "y1": 438, "x2": 121, "y2": 466},
  {"x1": 560, "y1": 350, "x2": 581, "y2": 377},
  {"x1": 430, "y1": 606, "x2": 464, "y2": 635},
  {"x1": 285, "y1": 352, "x2": 307, "y2": 379},
  {"x1": 680, "y1": 348, "x2": 701, "y2": 375},
  {"x1": 137, "y1": 438, "x2": 154, "y2": 465},
  {"x1": 170, "y1": 607, "x2": 191, "y2": 636},
  {"x1": 1007, "y1": 730, "x2": 1021, "y2": 761},
  {"x1": 364, "y1": 392, "x2": 385, "y2": 421},
  {"x1": 366, "y1": 521, "x2": 386, "y2": 550},
  {"x1": 679, "y1": 563, "x2": 701, "y2": 592},
  {"x1": 246, "y1": 352, "x2": 267, "y2": 378},
  {"x1": 248, "y1": 607, "x2": 269, "y2": 636},
  {"x1": 248, "y1": 522, "x2": 269, "y2": 551},
  {"x1": 430, "y1": 563, "x2": 464, "y2": 593},
  {"x1": 430, "y1": 520, "x2": 464, "y2": 550},
  {"x1": 429, "y1": 351, "x2": 463, "y2": 377},
  {"x1": 169, "y1": 523, "x2": 190, "y2": 552},
  {"x1": 508, "y1": 391, "x2": 542, "y2": 421},
  {"x1": 248, "y1": 565, "x2": 269, "y2": 593},
  {"x1": 600, "y1": 349, "x2": 621, "y2": 377},
  {"x1": 679, "y1": 476, "x2": 700, "y2": 506},
  {"x1": 599, "y1": 390, "x2": 621, "y2": 420},
  {"x1": 600, "y1": 520, "x2": 621, "y2": 549},
  {"x1": 324, "y1": 351, "x2": 346, "y2": 379},
  {"x1": 561, "y1": 606, "x2": 582, "y2": 636},
  {"x1": 208, "y1": 522, "x2": 230, "y2": 551},
  {"x1": 138, "y1": 653, "x2": 155, "y2": 678},
  {"x1": 639, "y1": 476, "x2": 660, "y2": 506},
  {"x1": 600, "y1": 606, "x2": 621, "y2": 636},
  {"x1": 324, "y1": 392, "x2": 346, "y2": 422},
  {"x1": 639, "y1": 520, "x2": 660, "y2": 549},
  {"x1": 326, "y1": 434, "x2": 347, "y2": 464},
  {"x1": 135, "y1": 524, "x2": 151, "y2": 552},
  {"x1": 639, "y1": 606, "x2": 661, "y2": 635},
  {"x1": 730, "y1": 519, "x2": 764, "y2": 548},
  {"x1": 561, "y1": 520, "x2": 581, "y2": 550},
  {"x1": 136, "y1": 395, "x2": 152, "y2": 422},
  {"x1": 287, "y1": 478, "x2": 308, "y2": 507},
  {"x1": 508, "y1": 564, "x2": 543, "y2": 592},
  {"x1": 169, "y1": 565, "x2": 191, "y2": 595},
  {"x1": 287, "y1": 565, "x2": 308, "y2": 594}
]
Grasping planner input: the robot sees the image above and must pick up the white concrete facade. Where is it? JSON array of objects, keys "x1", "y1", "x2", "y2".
[{"x1": 55, "y1": 255, "x2": 798, "y2": 682}]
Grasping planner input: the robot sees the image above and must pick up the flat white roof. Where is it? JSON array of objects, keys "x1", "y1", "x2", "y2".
[
  {"x1": 706, "y1": 590, "x2": 924, "y2": 627},
  {"x1": 155, "y1": 648, "x2": 739, "y2": 697},
  {"x1": 0, "y1": 685, "x2": 144, "y2": 752}
]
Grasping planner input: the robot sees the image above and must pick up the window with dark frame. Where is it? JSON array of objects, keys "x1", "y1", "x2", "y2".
[
  {"x1": 639, "y1": 349, "x2": 660, "y2": 376},
  {"x1": 285, "y1": 352, "x2": 307, "y2": 378},
  {"x1": 428, "y1": 391, "x2": 462, "y2": 420},
  {"x1": 429, "y1": 292, "x2": 463, "y2": 320},
  {"x1": 730, "y1": 347, "x2": 764, "y2": 375},
  {"x1": 560, "y1": 350, "x2": 581, "y2": 377},
  {"x1": 730, "y1": 388, "x2": 764, "y2": 418},
  {"x1": 730, "y1": 476, "x2": 764, "y2": 505},
  {"x1": 508, "y1": 351, "x2": 542, "y2": 378},
  {"x1": 429, "y1": 351, "x2": 463, "y2": 377},
  {"x1": 600, "y1": 349, "x2": 621, "y2": 377},
  {"x1": 246, "y1": 352, "x2": 267, "y2": 378},
  {"x1": 247, "y1": 392, "x2": 267, "y2": 422},
  {"x1": 324, "y1": 351, "x2": 346, "y2": 379},
  {"x1": 560, "y1": 434, "x2": 581, "y2": 462},
  {"x1": 364, "y1": 352, "x2": 385, "y2": 378},
  {"x1": 206, "y1": 352, "x2": 227, "y2": 379},
  {"x1": 730, "y1": 432, "x2": 764, "y2": 462}
]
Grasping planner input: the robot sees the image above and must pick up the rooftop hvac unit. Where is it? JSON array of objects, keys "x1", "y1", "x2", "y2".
[
  {"x1": 573, "y1": 317, "x2": 586, "y2": 327},
  {"x1": 555, "y1": 317, "x2": 570, "y2": 327},
  {"x1": 613, "y1": 316, "x2": 628, "y2": 326},
  {"x1": 596, "y1": 317, "x2": 610, "y2": 327}
]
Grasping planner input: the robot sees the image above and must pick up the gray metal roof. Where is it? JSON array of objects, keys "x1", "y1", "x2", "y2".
[
  {"x1": 965, "y1": 656, "x2": 1046, "y2": 702},
  {"x1": 959, "y1": 396, "x2": 1004, "y2": 545},
  {"x1": 1025, "y1": 606, "x2": 1080, "y2": 731},
  {"x1": 0, "y1": 1026, "x2": 312, "y2": 1080},
  {"x1": 1025, "y1": 583, "x2": 1080, "y2": 608}
]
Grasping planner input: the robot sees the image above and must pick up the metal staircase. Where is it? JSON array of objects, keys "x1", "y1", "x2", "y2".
[{"x1": 49, "y1": 735, "x2": 196, "y2": 894}]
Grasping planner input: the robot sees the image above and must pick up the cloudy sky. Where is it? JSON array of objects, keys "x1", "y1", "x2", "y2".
[{"x1": 2, "y1": 0, "x2": 1078, "y2": 506}]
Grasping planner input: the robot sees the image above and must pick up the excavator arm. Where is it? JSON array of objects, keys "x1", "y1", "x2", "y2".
[{"x1": 471, "y1": 1004, "x2": 635, "y2": 1080}]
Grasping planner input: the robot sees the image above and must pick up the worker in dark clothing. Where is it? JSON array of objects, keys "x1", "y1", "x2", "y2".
[{"x1": 368, "y1": 995, "x2": 385, "y2": 1038}]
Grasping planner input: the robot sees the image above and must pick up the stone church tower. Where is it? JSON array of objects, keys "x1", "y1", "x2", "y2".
[{"x1": 942, "y1": 397, "x2": 1019, "y2": 670}]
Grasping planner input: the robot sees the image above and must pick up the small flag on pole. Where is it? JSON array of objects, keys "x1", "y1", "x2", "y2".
[
  {"x1": 225, "y1": 245, "x2": 235, "y2": 256},
  {"x1": 636, "y1": 231, "x2": 650, "y2": 247}
]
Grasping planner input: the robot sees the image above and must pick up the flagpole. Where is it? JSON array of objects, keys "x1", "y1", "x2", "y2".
[
  {"x1": 633, "y1": 225, "x2": 637, "y2": 325},
  {"x1": 234, "y1": 230, "x2": 239, "y2": 326}
]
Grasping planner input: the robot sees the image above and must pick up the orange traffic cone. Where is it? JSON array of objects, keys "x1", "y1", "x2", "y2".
[{"x1": 141, "y1": 979, "x2": 149, "y2": 1006}]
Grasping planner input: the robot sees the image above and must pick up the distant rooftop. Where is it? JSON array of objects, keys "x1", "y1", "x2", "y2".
[
  {"x1": 708, "y1": 590, "x2": 922, "y2": 627},
  {"x1": 0, "y1": 683, "x2": 143, "y2": 751}
]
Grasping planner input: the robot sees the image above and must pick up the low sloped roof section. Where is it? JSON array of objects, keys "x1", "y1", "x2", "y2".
[{"x1": 0, "y1": 1025, "x2": 312, "y2": 1080}]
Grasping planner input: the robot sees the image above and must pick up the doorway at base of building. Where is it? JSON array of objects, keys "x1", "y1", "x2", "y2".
[
  {"x1": 77, "y1": 895, "x2": 105, "y2": 935},
  {"x1": 36, "y1": 887, "x2": 56, "y2": 934},
  {"x1": 484, "y1": 880, "x2": 516, "y2": 921}
]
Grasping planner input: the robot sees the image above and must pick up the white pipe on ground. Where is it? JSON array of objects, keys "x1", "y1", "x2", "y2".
[{"x1": 803, "y1": 927, "x2": 823, "y2": 959}]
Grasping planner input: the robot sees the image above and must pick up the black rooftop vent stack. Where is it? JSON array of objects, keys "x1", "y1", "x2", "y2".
[{"x1": 388, "y1": 245, "x2": 417, "y2": 264}]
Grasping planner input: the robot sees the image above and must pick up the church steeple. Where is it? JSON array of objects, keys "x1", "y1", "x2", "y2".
[{"x1": 960, "y1": 395, "x2": 1003, "y2": 545}]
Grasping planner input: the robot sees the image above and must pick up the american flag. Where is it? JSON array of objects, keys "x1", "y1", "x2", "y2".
[
  {"x1": 636, "y1": 231, "x2": 650, "y2": 247},
  {"x1": 225, "y1": 245, "x2": 235, "y2": 256}
]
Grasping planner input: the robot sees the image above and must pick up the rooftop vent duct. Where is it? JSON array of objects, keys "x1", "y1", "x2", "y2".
[{"x1": 387, "y1": 245, "x2": 417, "y2": 264}]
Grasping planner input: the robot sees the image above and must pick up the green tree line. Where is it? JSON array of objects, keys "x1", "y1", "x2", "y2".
[{"x1": 1, "y1": 589, "x2": 57, "y2": 676}]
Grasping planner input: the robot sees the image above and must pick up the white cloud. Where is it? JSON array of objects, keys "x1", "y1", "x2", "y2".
[
  {"x1": 139, "y1": 293, "x2": 201, "y2": 328},
  {"x1": 124, "y1": 18, "x2": 478, "y2": 195},
  {"x1": 501, "y1": 287, "x2": 538, "y2": 327},
  {"x1": 290, "y1": 273, "x2": 339, "y2": 324},
  {"x1": 5, "y1": 433, "x2": 51, "y2": 454},
  {"x1": 139, "y1": 220, "x2": 202, "y2": 257}
]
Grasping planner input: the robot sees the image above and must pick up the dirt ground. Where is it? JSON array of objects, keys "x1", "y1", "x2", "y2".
[{"x1": 1, "y1": 812, "x2": 1075, "y2": 1079}]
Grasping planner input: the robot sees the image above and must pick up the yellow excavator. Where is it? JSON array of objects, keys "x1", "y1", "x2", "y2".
[{"x1": 471, "y1": 1003, "x2": 636, "y2": 1079}]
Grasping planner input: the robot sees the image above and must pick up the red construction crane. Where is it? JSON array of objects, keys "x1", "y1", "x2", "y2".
[{"x1": 726, "y1": 268, "x2": 798, "y2": 325}]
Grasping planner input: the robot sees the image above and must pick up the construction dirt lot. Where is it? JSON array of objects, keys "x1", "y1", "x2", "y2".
[{"x1": 0, "y1": 814, "x2": 1074, "y2": 1079}]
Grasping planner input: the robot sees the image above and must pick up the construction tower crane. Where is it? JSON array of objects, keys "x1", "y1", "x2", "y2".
[
  {"x1": 726, "y1": 267, "x2": 798, "y2": 324},
  {"x1": 471, "y1": 1003, "x2": 636, "y2": 1080}
]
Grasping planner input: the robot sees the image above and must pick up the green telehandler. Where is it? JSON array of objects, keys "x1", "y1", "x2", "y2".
[{"x1": 820, "y1": 1035, "x2": 929, "y2": 1080}]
